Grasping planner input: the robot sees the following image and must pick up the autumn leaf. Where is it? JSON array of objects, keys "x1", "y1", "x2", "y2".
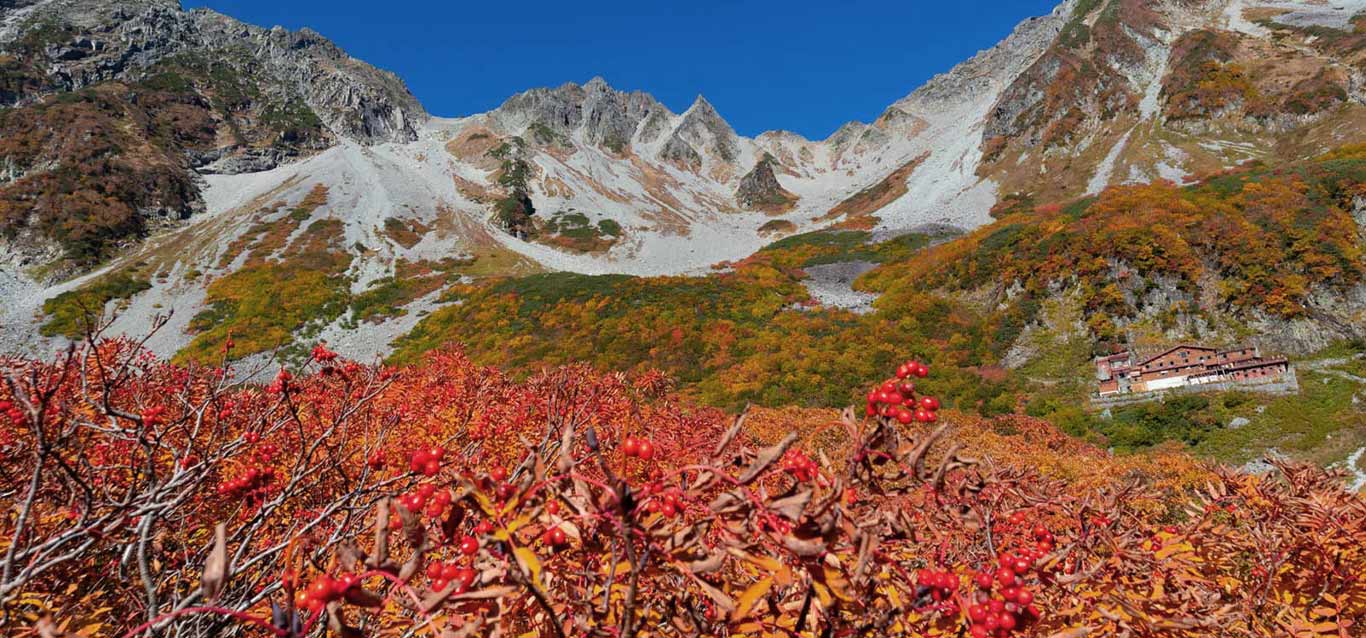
[{"x1": 731, "y1": 577, "x2": 774, "y2": 622}]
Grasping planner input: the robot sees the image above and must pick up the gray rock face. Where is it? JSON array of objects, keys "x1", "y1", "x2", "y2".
[
  {"x1": 662, "y1": 95, "x2": 739, "y2": 164},
  {"x1": 580, "y1": 77, "x2": 661, "y2": 151},
  {"x1": 492, "y1": 79, "x2": 744, "y2": 171},
  {"x1": 491, "y1": 77, "x2": 670, "y2": 153},
  {"x1": 658, "y1": 134, "x2": 703, "y2": 167},
  {"x1": 2, "y1": 0, "x2": 426, "y2": 144},
  {"x1": 735, "y1": 154, "x2": 790, "y2": 209}
]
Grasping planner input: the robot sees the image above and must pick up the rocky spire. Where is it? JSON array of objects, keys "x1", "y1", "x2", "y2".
[
  {"x1": 658, "y1": 95, "x2": 740, "y2": 167},
  {"x1": 735, "y1": 153, "x2": 796, "y2": 211}
]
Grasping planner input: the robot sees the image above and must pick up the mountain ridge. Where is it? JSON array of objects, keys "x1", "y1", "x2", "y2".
[{"x1": 2, "y1": 0, "x2": 1365, "y2": 368}]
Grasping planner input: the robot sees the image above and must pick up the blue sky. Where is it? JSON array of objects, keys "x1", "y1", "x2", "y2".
[{"x1": 184, "y1": 1, "x2": 1060, "y2": 139}]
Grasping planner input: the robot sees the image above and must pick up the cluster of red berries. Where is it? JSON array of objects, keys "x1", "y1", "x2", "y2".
[
  {"x1": 993, "y1": 510, "x2": 1057, "y2": 556},
  {"x1": 965, "y1": 549, "x2": 1043, "y2": 636},
  {"x1": 916, "y1": 568, "x2": 960, "y2": 614},
  {"x1": 467, "y1": 465, "x2": 516, "y2": 502},
  {"x1": 865, "y1": 360, "x2": 941, "y2": 424},
  {"x1": 1144, "y1": 525, "x2": 1180, "y2": 552},
  {"x1": 267, "y1": 369, "x2": 292, "y2": 394},
  {"x1": 541, "y1": 526, "x2": 568, "y2": 547},
  {"x1": 293, "y1": 573, "x2": 361, "y2": 613},
  {"x1": 424, "y1": 560, "x2": 477, "y2": 593},
  {"x1": 408, "y1": 446, "x2": 445, "y2": 476},
  {"x1": 216, "y1": 466, "x2": 276, "y2": 498},
  {"x1": 140, "y1": 405, "x2": 168, "y2": 428},
  {"x1": 620, "y1": 436, "x2": 655, "y2": 460},
  {"x1": 0, "y1": 400, "x2": 26, "y2": 426},
  {"x1": 641, "y1": 484, "x2": 687, "y2": 517},
  {"x1": 781, "y1": 449, "x2": 819, "y2": 482},
  {"x1": 310, "y1": 343, "x2": 338, "y2": 363},
  {"x1": 366, "y1": 451, "x2": 385, "y2": 471},
  {"x1": 898, "y1": 360, "x2": 931, "y2": 378},
  {"x1": 396, "y1": 483, "x2": 452, "y2": 520}
]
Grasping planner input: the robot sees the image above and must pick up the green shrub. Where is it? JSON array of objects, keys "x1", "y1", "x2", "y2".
[{"x1": 41, "y1": 272, "x2": 152, "y2": 338}]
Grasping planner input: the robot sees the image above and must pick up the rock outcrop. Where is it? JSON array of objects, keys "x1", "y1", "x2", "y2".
[
  {"x1": 0, "y1": 0, "x2": 428, "y2": 276},
  {"x1": 491, "y1": 77, "x2": 669, "y2": 153},
  {"x1": 735, "y1": 154, "x2": 796, "y2": 211},
  {"x1": 1, "y1": 0, "x2": 426, "y2": 144},
  {"x1": 662, "y1": 96, "x2": 740, "y2": 165}
]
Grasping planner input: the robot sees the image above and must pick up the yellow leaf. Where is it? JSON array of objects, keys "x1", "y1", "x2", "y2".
[
  {"x1": 505, "y1": 514, "x2": 531, "y2": 534},
  {"x1": 820, "y1": 564, "x2": 855, "y2": 602},
  {"x1": 812, "y1": 581, "x2": 832, "y2": 608},
  {"x1": 731, "y1": 577, "x2": 774, "y2": 622},
  {"x1": 473, "y1": 490, "x2": 495, "y2": 515},
  {"x1": 1155, "y1": 541, "x2": 1194, "y2": 560},
  {"x1": 514, "y1": 547, "x2": 542, "y2": 586}
]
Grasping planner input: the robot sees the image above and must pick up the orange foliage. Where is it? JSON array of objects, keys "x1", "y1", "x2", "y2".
[{"x1": 1, "y1": 341, "x2": 1362, "y2": 637}]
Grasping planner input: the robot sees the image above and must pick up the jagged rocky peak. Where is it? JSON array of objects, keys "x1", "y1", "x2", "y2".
[
  {"x1": 0, "y1": 0, "x2": 426, "y2": 144},
  {"x1": 735, "y1": 153, "x2": 795, "y2": 211},
  {"x1": 659, "y1": 94, "x2": 740, "y2": 167},
  {"x1": 898, "y1": 0, "x2": 1070, "y2": 111},
  {"x1": 825, "y1": 120, "x2": 869, "y2": 151},
  {"x1": 491, "y1": 77, "x2": 671, "y2": 152}
]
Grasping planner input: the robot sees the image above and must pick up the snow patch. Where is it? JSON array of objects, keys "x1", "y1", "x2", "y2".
[
  {"x1": 1087, "y1": 129, "x2": 1133, "y2": 195},
  {"x1": 1227, "y1": 1, "x2": 1366, "y2": 35}
]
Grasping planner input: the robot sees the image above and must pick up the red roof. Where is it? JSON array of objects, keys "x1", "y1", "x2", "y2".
[
  {"x1": 1225, "y1": 358, "x2": 1288, "y2": 373},
  {"x1": 1137, "y1": 344, "x2": 1217, "y2": 367}
]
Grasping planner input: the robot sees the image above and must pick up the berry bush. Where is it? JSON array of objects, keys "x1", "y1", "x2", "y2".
[{"x1": 0, "y1": 337, "x2": 1362, "y2": 637}]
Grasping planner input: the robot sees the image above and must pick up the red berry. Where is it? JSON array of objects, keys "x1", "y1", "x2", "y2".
[
  {"x1": 456, "y1": 567, "x2": 477, "y2": 589},
  {"x1": 459, "y1": 535, "x2": 479, "y2": 556},
  {"x1": 975, "y1": 571, "x2": 994, "y2": 589},
  {"x1": 969, "y1": 604, "x2": 988, "y2": 623},
  {"x1": 995, "y1": 567, "x2": 1016, "y2": 587}
]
